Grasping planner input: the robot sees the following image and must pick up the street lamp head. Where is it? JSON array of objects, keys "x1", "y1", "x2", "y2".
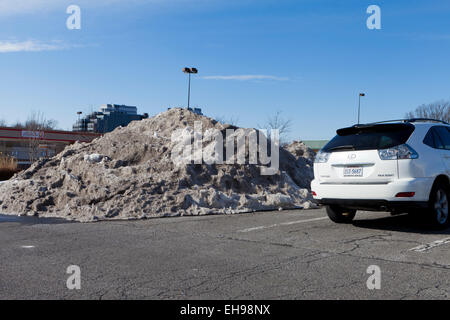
[
  {"x1": 359, "y1": 93, "x2": 366, "y2": 97},
  {"x1": 183, "y1": 67, "x2": 199, "y2": 74},
  {"x1": 77, "y1": 111, "x2": 82, "y2": 115}
]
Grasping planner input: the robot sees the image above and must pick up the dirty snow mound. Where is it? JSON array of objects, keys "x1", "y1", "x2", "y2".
[
  {"x1": 283, "y1": 140, "x2": 315, "y2": 189},
  {"x1": 0, "y1": 108, "x2": 316, "y2": 221}
]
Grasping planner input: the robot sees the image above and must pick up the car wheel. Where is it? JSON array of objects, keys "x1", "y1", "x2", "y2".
[
  {"x1": 326, "y1": 205, "x2": 356, "y2": 223},
  {"x1": 427, "y1": 182, "x2": 450, "y2": 229}
]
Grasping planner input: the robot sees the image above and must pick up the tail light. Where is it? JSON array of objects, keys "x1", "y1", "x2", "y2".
[
  {"x1": 378, "y1": 144, "x2": 418, "y2": 160},
  {"x1": 314, "y1": 150, "x2": 330, "y2": 163}
]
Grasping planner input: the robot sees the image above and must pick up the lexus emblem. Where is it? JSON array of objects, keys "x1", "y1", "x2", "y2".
[{"x1": 348, "y1": 154, "x2": 356, "y2": 160}]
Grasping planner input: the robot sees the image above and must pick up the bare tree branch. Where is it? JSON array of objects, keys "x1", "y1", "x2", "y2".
[
  {"x1": 258, "y1": 110, "x2": 292, "y2": 144},
  {"x1": 22, "y1": 112, "x2": 58, "y2": 163},
  {"x1": 406, "y1": 100, "x2": 450, "y2": 123},
  {"x1": 215, "y1": 115, "x2": 239, "y2": 126}
]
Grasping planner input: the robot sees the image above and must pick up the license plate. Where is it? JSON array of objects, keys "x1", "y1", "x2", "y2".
[{"x1": 344, "y1": 167, "x2": 363, "y2": 177}]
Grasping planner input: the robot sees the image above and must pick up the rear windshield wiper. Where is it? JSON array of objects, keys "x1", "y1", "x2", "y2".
[{"x1": 327, "y1": 145, "x2": 356, "y2": 151}]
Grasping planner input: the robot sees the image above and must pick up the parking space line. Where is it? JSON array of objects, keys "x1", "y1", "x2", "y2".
[
  {"x1": 409, "y1": 237, "x2": 450, "y2": 253},
  {"x1": 237, "y1": 217, "x2": 328, "y2": 233}
]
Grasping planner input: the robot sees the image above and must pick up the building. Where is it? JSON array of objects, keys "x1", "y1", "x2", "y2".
[
  {"x1": 73, "y1": 104, "x2": 149, "y2": 133},
  {"x1": 0, "y1": 127, "x2": 100, "y2": 168},
  {"x1": 302, "y1": 140, "x2": 329, "y2": 153}
]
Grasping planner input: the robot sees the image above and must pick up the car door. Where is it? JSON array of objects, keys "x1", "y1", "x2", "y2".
[{"x1": 432, "y1": 126, "x2": 450, "y2": 175}]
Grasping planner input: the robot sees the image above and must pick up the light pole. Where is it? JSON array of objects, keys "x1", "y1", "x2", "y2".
[
  {"x1": 75, "y1": 111, "x2": 83, "y2": 132},
  {"x1": 183, "y1": 67, "x2": 198, "y2": 109},
  {"x1": 358, "y1": 93, "x2": 365, "y2": 124}
]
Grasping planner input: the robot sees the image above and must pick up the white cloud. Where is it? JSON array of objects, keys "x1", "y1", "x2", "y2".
[
  {"x1": 0, "y1": 40, "x2": 70, "y2": 53},
  {"x1": 202, "y1": 75, "x2": 289, "y2": 81}
]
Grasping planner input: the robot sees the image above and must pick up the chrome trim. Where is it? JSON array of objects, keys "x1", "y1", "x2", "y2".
[
  {"x1": 331, "y1": 163, "x2": 375, "y2": 167},
  {"x1": 319, "y1": 181, "x2": 390, "y2": 185}
]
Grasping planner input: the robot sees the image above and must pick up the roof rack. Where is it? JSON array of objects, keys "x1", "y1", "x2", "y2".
[
  {"x1": 358, "y1": 118, "x2": 449, "y2": 126},
  {"x1": 406, "y1": 118, "x2": 449, "y2": 125}
]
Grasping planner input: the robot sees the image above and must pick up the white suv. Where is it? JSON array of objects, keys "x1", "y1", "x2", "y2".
[{"x1": 311, "y1": 119, "x2": 450, "y2": 229}]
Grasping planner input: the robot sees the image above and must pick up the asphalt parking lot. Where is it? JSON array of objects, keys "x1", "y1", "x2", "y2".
[{"x1": 0, "y1": 208, "x2": 449, "y2": 300}]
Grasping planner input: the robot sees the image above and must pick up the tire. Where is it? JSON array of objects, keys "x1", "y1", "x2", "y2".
[
  {"x1": 326, "y1": 205, "x2": 356, "y2": 223},
  {"x1": 426, "y1": 181, "x2": 450, "y2": 229}
]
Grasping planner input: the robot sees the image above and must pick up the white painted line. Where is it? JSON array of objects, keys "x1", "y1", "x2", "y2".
[
  {"x1": 409, "y1": 237, "x2": 450, "y2": 253},
  {"x1": 237, "y1": 217, "x2": 328, "y2": 233},
  {"x1": 20, "y1": 245, "x2": 35, "y2": 249}
]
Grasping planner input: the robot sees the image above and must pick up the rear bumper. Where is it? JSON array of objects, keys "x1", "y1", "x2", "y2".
[
  {"x1": 315, "y1": 198, "x2": 428, "y2": 211},
  {"x1": 311, "y1": 177, "x2": 433, "y2": 202}
]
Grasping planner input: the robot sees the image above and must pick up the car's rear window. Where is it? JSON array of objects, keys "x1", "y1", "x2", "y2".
[{"x1": 322, "y1": 123, "x2": 415, "y2": 152}]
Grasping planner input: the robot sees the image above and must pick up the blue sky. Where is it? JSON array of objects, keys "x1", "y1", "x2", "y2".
[{"x1": 0, "y1": 0, "x2": 449, "y2": 140}]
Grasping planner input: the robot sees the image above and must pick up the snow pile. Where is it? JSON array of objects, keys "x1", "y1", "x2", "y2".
[
  {"x1": 0, "y1": 108, "x2": 316, "y2": 222},
  {"x1": 283, "y1": 140, "x2": 316, "y2": 188}
]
